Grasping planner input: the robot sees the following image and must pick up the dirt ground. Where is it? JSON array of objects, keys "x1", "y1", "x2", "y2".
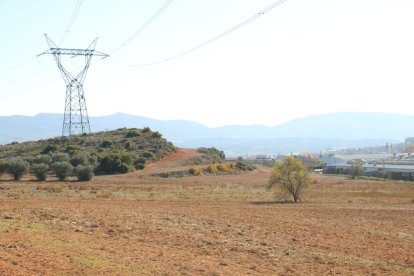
[{"x1": 0, "y1": 149, "x2": 413, "y2": 275}]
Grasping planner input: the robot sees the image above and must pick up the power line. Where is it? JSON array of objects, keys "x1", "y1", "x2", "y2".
[
  {"x1": 139, "y1": 0, "x2": 288, "y2": 66},
  {"x1": 0, "y1": 77, "x2": 59, "y2": 101},
  {"x1": 109, "y1": 0, "x2": 173, "y2": 55},
  {"x1": 0, "y1": 57, "x2": 36, "y2": 75},
  {"x1": 60, "y1": 0, "x2": 84, "y2": 45},
  {"x1": 0, "y1": 66, "x2": 53, "y2": 89},
  {"x1": 0, "y1": 54, "x2": 82, "y2": 90}
]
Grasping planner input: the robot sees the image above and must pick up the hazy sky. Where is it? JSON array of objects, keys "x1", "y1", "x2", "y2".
[{"x1": 1, "y1": 0, "x2": 413, "y2": 127}]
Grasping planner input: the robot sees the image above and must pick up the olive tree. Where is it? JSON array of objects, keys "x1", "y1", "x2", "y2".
[
  {"x1": 51, "y1": 161, "x2": 73, "y2": 180},
  {"x1": 32, "y1": 163, "x2": 49, "y2": 181},
  {"x1": 75, "y1": 165, "x2": 94, "y2": 181},
  {"x1": 267, "y1": 156, "x2": 310, "y2": 203},
  {"x1": 6, "y1": 159, "x2": 30, "y2": 180},
  {"x1": 0, "y1": 160, "x2": 7, "y2": 176}
]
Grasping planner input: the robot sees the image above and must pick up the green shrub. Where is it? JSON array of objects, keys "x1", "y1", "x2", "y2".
[
  {"x1": 0, "y1": 128, "x2": 175, "y2": 178},
  {"x1": 124, "y1": 141, "x2": 137, "y2": 151},
  {"x1": 88, "y1": 154, "x2": 98, "y2": 168},
  {"x1": 134, "y1": 157, "x2": 147, "y2": 170},
  {"x1": 70, "y1": 152, "x2": 90, "y2": 167},
  {"x1": 197, "y1": 147, "x2": 226, "y2": 163},
  {"x1": 125, "y1": 129, "x2": 140, "y2": 138},
  {"x1": 0, "y1": 160, "x2": 8, "y2": 176},
  {"x1": 97, "y1": 150, "x2": 133, "y2": 174},
  {"x1": 51, "y1": 161, "x2": 73, "y2": 180},
  {"x1": 65, "y1": 145, "x2": 81, "y2": 155},
  {"x1": 51, "y1": 152, "x2": 70, "y2": 163},
  {"x1": 42, "y1": 144, "x2": 58, "y2": 154},
  {"x1": 33, "y1": 154, "x2": 52, "y2": 165},
  {"x1": 75, "y1": 165, "x2": 94, "y2": 181},
  {"x1": 118, "y1": 163, "x2": 132, "y2": 173},
  {"x1": 142, "y1": 151, "x2": 154, "y2": 159},
  {"x1": 235, "y1": 162, "x2": 255, "y2": 171},
  {"x1": 23, "y1": 156, "x2": 34, "y2": 165},
  {"x1": 101, "y1": 140, "x2": 112, "y2": 148},
  {"x1": 32, "y1": 163, "x2": 49, "y2": 181},
  {"x1": 6, "y1": 158, "x2": 30, "y2": 180},
  {"x1": 152, "y1": 131, "x2": 162, "y2": 138}
]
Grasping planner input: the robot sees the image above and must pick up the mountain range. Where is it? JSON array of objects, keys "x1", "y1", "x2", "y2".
[{"x1": 0, "y1": 112, "x2": 411, "y2": 155}]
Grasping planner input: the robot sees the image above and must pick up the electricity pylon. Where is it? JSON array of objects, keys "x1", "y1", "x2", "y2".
[{"x1": 38, "y1": 34, "x2": 108, "y2": 136}]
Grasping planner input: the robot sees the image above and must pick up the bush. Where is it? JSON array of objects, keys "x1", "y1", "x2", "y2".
[
  {"x1": 32, "y1": 163, "x2": 49, "y2": 181},
  {"x1": 124, "y1": 141, "x2": 136, "y2": 151},
  {"x1": 51, "y1": 152, "x2": 70, "y2": 163},
  {"x1": 218, "y1": 163, "x2": 235, "y2": 172},
  {"x1": 142, "y1": 127, "x2": 151, "y2": 133},
  {"x1": 70, "y1": 152, "x2": 90, "y2": 167},
  {"x1": 134, "y1": 157, "x2": 147, "y2": 170},
  {"x1": 189, "y1": 167, "x2": 203, "y2": 176},
  {"x1": 0, "y1": 160, "x2": 7, "y2": 176},
  {"x1": 235, "y1": 162, "x2": 255, "y2": 171},
  {"x1": 152, "y1": 131, "x2": 162, "y2": 138},
  {"x1": 197, "y1": 147, "x2": 226, "y2": 163},
  {"x1": 101, "y1": 140, "x2": 112, "y2": 148},
  {"x1": 42, "y1": 144, "x2": 58, "y2": 154},
  {"x1": 125, "y1": 129, "x2": 140, "y2": 138},
  {"x1": 76, "y1": 165, "x2": 94, "y2": 181},
  {"x1": 207, "y1": 164, "x2": 218, "y2": 174},
  {"x1": 65, "y1": 145, "x2": 81, "y2": 155},
  {"x1": 97, "y1": 150, "x2": 133, "y2": 174},
  {"x1": 23, "y1": 156, "x2": 34, "y2": 165},
  {"x1": 51, "y1": 161, "x2": 73, "y2": 180},
  {"x1": 135, "y1": 163, "x2": 145, "y2": 170},
  {"x1": 88, "y1": 154, "x2": 98, "y2": 168},
  {"x1": 6, "y1": 159, "x2": 30, "y2": 180},
  {"x1": 142, "y1": 151, "x2": 154, "y2": 159},
  {"x1": 33, "y1": 154, "x2": 52, "y2": 165}
]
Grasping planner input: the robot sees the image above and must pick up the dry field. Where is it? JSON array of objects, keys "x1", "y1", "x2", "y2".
[{"x1": 0, "y1": 149, "x2": 413, "y2": 275}]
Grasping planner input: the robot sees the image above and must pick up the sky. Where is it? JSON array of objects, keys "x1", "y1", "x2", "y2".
[{"x1": 0, "y1": 0, "x2": 413, "y2": 127}]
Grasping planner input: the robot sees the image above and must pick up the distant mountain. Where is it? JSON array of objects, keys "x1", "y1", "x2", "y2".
[{"x1": 0, "y1": 112, "x2": 411, "y2": 154}]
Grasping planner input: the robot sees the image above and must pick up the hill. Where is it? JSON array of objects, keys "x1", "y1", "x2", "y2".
[
  {"x1": 0, "y1": 127, "x2": 175, "y2": 175},
  {"x1": 1, "y1": 112, "x2": 412, "y2": 154}
]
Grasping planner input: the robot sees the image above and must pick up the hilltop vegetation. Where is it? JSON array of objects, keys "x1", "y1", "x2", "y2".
[
  {"x1": 179, "y1": 147, "x2": 225, "y2": 166},
  {"x1": 0, "y1": 127, "x2": 175, "y2": 180}
]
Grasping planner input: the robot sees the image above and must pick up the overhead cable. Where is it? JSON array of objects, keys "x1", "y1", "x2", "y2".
[
  {"x1": 109, "y1": 0, "x2": 173, "y2": 55},
  {"x1": 0, "y1": 77, "x2": 59, "y2": 101},
  {"x1": 140, "y1": 0, "x2": 288, "y2": 66},
  {"x1": 0, "y1": 66, "x2": 52, "y2": 89},
  {"x1": 60, "y1": 0, "x2": 84, "y2": 45},
  {"x1": 0, "y1": 57, "x2": 36, "y2": 75}
]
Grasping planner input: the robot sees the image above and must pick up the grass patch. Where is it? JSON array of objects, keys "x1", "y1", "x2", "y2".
[
  {"x1": 24, "y1": 222, "x2": 51, "y2": 231},
  {"x1": 75, "y1": 256, "x2": 114, "y2": 268}
]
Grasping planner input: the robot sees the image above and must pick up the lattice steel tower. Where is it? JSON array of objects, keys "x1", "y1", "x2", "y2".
[{"x1": 38, "y1": 35, "x2": 108, "y2": 136}]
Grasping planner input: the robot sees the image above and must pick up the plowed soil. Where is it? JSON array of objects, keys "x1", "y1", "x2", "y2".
[{"x1": 0, "y1": 149, "x2": 413, "y2": 275}]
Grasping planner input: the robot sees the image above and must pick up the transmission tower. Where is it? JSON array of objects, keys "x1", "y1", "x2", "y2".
[{"x1": 38, "y1": 34, "x2": 108, "y2": 136}]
